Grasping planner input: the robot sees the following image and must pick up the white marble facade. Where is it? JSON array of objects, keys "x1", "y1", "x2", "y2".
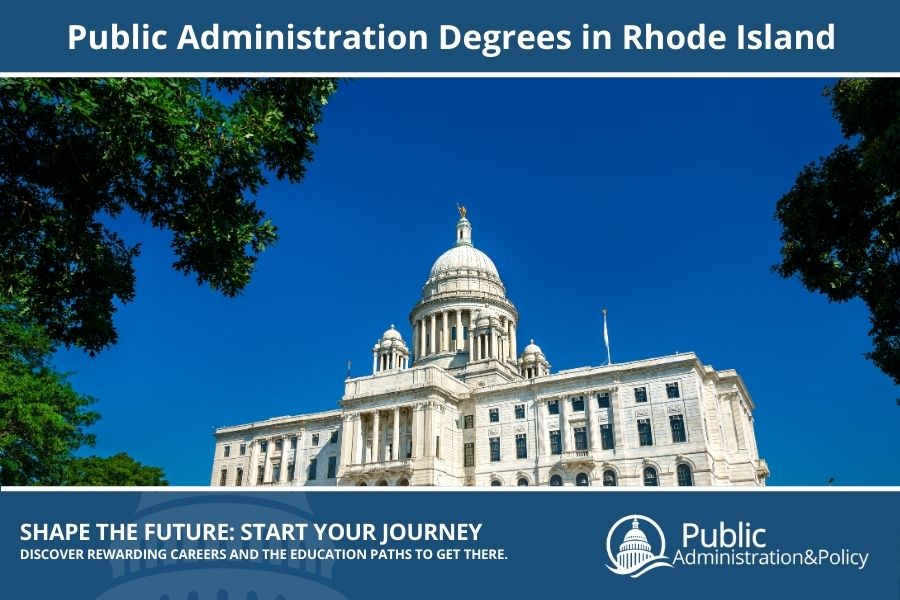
[{"x1": 211, "y1": 212, "x2": 768, "y2": 487}]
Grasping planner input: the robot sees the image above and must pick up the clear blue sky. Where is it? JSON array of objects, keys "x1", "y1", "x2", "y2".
[{"x1": 54, "y1": 78, "x2": 898, "y2": 486}]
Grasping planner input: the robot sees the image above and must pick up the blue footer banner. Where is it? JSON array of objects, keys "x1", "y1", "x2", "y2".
[{"x1": 1, "y1": 489, "x2": 897, "y2": 599}]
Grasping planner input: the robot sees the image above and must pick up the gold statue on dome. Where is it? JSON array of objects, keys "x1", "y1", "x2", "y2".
[{"x1": 457, "y1": 203, "x2": 467, "y2": 218}]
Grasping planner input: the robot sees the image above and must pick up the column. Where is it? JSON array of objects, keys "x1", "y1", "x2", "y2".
[
  {"x1": 354, "y1": 415, "x2": 364, "y2": 464},
  {"x1": 423, "y1": 403, "x2": 433, "y2": 458},
  {"x1": 441, "y1": 310, "x2": 448, "y2": 352},
  {"x1": 469, "y1": 326, "x2": 476, "y2": 361},
  {"x1": 412, "y1": 405, "x2": 424, "y2": 458},
  {"x1": 559, "y1": 397, "x2": 570, "y2": 453},
  {"x1": 372, "y1": 351, "x2": 378, "y2": 374},
  {"x1": 419, "y1": 318, "x2": 427, "y2": 358},
  {"x1": 370, "y1": 410, "x2": 380, "y2": 463},
  {"x1": 280, "y1": 436, "x2": 289, "y2": 483},
  {"x1": 412, "y1": 321, "x2": 419, "y2": 359},
  {"x1": 509, "y1": 321, "x2": 517, "y2": 360},
  {"x1": 586, "y1": 393, "x2": 600, "y2": 451},
  {"x1": 392, "y1": 408, "x2": 400, "y2": 460},
  {"x1": 249, "y1": 440, "x2": 260, "y2": 486},
  {"x1": 455, "y1": 310, "x2": 463, "y2": 351},
  {"x1": 429, "y1": 314, "x2": 436, "y2": 355},
  {"x1": 611, "y1": 387, "x2": 625, "y2": 449},
  {"x1": 535, "y1": 400, "x2": 546, "y2": 456}
]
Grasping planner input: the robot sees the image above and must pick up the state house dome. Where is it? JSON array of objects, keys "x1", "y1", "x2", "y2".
[
  {"x1": 417, "y1": 211, "x2": 510, "y2": 304},
  {"x1": 428, "y1": 243, "x2": 501, "y2": 282}
]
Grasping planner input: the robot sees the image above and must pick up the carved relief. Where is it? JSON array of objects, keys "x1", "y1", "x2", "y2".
[
  {"x1": 635, "y1": 407, "x2": 650, "y2": 417},
  {"x1": 487, "y1": 427, "x2": 500, "y2": 436},
  {"x1": 513, "y1": 424, "x2": 527, "y2": 433}
]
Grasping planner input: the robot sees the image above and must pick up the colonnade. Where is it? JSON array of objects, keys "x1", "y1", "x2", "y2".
[
  {"x1": 411, "y1": 309, "x2": 517, "y2": 362},
  {"x1": 338, "y1": 402, "x2": 445, "y2": 470},
  {"x1": 373, "y1": 350, "x2": 409, "y2": 373}
]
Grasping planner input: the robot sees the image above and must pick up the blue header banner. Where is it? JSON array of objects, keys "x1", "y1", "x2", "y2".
[
  {"x1": 1, "y1": 0, "x2": 899, "y2": 73},
  {"x1": 1, "y1": 489, "x2": 897, "y2": 599}
]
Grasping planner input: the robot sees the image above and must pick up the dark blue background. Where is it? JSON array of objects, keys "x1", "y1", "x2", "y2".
[
  {"x1": 1, "y1": 0, "x2": 898, "y2": 72},
  {"x1": 2, "y1": 490, "x2": 897, "y2": 599}
]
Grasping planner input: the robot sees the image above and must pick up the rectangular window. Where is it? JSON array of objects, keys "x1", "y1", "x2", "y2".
[
  {"x1": 290, "y1": 436, "x2": 297, "y2": 450},
  {"x1": 239, "y1": 444, "x2": 246, "y2": 456},
  {"x1": 597, "y1": 392, "x2": 610, "y2": 408},
  {"x1": 308, "y1": 459, "x2": 317, "y2": 481},
  {"x1": 638, "y1": 418, "x2": 653, "y2": 446},
  {"x1": 489, "y1": 437, "x2": 501, "y2": 462},
  {"x1": 287, "y1": 463, "x2": 295, "y2": 481},
  {"x1": 548, "y1": 400, "x2": 559, "y2": 415},
  {"x1": 463, "y1": 326, "x2": 468, "y2": 340},
  {"x1": 406, "y1": 438, "x2": 412, "y2": 459},
  {"x1": 223, "y1": 445, "x2": 230, "y2": 458},
  {"x1": 272, "y1": 462, "x2": 281, "y2": 482},
  {"x1": 312, "y1": 433, "x2": 320, "y2": 446},
  {"x1": 219, "y1": 469, "x2": 227, "y2": 486},
  {"x1": 330, "y1": 430, "x2": 338, "y2": 444},
  {"x1": 600, "y1": 424, "x2": 614, "y2": 450},
  {"x1": 451, "y1": 326, "x2": 457, "y2": 341},
  {"x1": 464, "y1": 442, "x2": 475, "y2": 467},
  {"x1": 235, "y1": 468, "x2": 243, "y2": 486},
  {"x1": 666, "y1": 382, "x2": 681, "y2": 399},
  {"x1": 463, "y1": 414, "x2": 474, "y2": 429},
  {"x1": 549, "y1": 430, "x2": 561, "y2": 455},
  {"x1": 514, "y1": 404, "x2": 525, "y2": 419},
  {"x1": 275, "y1": 439, "x2": 283, "y2": 452},
  {"x1": 670, "y1": 414, "x2": 687, "y2": 443},
  {"x1": 256, "y1": 465, "x2": 264, "y2": 485},
  {"x1": 327, "y1": 456, "x2": 337, "y2": 478},
  {"x1": 515, "y1": 434, "x2": 527, "y2": 459},
  {"x1": 571, "y1": 397, "x2": 585, "y2": 412},
  {"x1": 435, "y1": 436, "x2": 441, "y2": 459},
  {"x1": 573, "y1": 427, "x2": 588, "y2": 451},
  {"x1": 634, "y1": 387, "x2": 648, "y2": 403},
  {"x1": 260, "y1": 440, "x2": 268, "y2": 454},
  {"x1": 489, "y1": 408, "x2": 499, "y2": 423}
]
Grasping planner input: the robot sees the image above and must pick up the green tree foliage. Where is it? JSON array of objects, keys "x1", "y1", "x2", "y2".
[
  {"x1": 775, "y1": 79, "x2": 900, "y2": 386},
  {"x1": 65, "y1": 452, "x2": 168, "y2": 486},
  {"x1": 0, "y1": 78, "x2": 337, "y2": 354},
  {"x1": 0, "y1": 301, "x2": 98, "y2": 485},
  {"x1": 0, "y1": 300, "x2": 167, "y2": 485}
]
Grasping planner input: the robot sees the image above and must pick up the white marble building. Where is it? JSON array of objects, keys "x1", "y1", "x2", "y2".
[{"x1": 211, "y1": 211, "x2": 768, "y2": 487}]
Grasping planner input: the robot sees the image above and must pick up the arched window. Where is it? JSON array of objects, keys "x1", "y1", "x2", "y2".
[
  {"x1": 357, "y1": 481, "x2": 367, "y2": 486},
  {"x1": 490, "y1": 479, "x2": 502, "y2": 486},
  {"x1": 396, "y1": 477, "x2": 409, "y2": 486},
  {"x1": 517, "y1": 477, "x2": 529, "y2": 486},
  {"x1": 575, "y1": 473, "x2": 590, "y2": 486},
  {"x1": 549, "y1": 474, "x2": 563, "y2": 486},
  {"x1": 677, "y1": 464, "x2": 693, "y2": 486},
  {"x1": 376, "y1": 479, "x2": 389, "y2": 486},
  {"x1": 603, "y1": 470, "x2": 617, "y2": 486},
  {"x1": 643, "y1": 467, "x2": 658, "y2": 487}
]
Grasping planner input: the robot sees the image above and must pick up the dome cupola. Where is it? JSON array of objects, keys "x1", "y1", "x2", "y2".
[
  {"x1": 519, "y1": 339, "x2": 550, "y2": 378},
  {"x1": 372, "y1": 325, "x2": 409, "y2": 374}
]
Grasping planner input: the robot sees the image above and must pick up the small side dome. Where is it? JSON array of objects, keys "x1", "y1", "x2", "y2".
[
  {"x1": 522, "y1": 339, "x2": 542, "y2": 356},
  {"x1": 381, "y1": 325, "x2": 403, "y2": 341}
]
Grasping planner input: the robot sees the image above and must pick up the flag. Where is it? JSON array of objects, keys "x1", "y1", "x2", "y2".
[{"x1": 603, "y1": 308, "x2": 611, "y2": 365}]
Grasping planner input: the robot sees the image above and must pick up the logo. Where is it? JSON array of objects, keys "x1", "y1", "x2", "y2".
[{"x1": 606, "y1": 514, "x2": 674, "y2": 578}]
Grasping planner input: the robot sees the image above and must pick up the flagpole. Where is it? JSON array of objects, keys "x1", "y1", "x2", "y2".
[{"x1": 603, "y1": 308, "x2": 611, "y2": 366}]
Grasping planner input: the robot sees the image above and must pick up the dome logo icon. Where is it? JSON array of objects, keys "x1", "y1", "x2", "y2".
[{"x1": 606, "y1": 514, "x2": 674, "y2": 578}]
